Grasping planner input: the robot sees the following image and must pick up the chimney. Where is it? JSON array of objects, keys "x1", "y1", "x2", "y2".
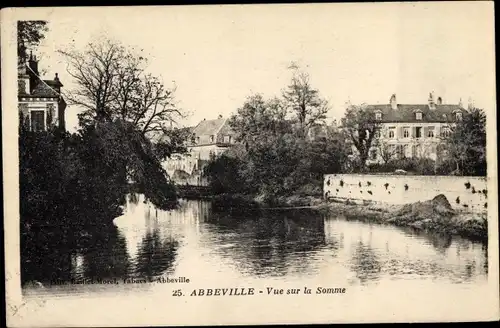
[
  {"x1": 467, "y1": 97, "x2": 474, "y2": 111},
  {"x1": 390, "y1": 94, "x2": 397, "y2": 110},
  {"x1": 218, "y1": 114, "x2": 223, "y2": 119},
  {"x1": 437, "y1": 97, "x2": 442, "y2": 105},
  {"x1": 458, "y1": 98, "x2": 463, "y2": 108},
  {"x1": 27, "y1": 52, "x2": 39, "y2": 94},
  {"x1": 28, "y1": 52, "x2": 39, "y2": 75},
  {"x1": 428, "y1": 92, "x2": 436, "y2": 110}
]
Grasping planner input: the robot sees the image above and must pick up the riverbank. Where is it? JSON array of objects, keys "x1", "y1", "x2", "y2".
[
  {"x1": 322, "y1": 195, "x2": 487, "y2": 242},
  {"x1": 201, "y1": 192, "x2": 487, "y2": 242}
]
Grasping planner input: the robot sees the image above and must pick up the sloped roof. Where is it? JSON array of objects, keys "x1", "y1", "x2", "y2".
[
  {"x1": 217, "y1": 120, "x2": 236, "y2": 136},
  {"x1": 368, "y1": 104, "x2": 467, "y2": 123},
  {"x1": 191, "y1": 117, "x2": 226, "y2": 136},
  {"x1": 31, "y1": 81, "x2": 60, "y2": 97}
]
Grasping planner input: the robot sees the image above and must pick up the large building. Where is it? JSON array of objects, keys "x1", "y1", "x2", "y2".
[
  {"x1": 363, "y1": 93, "x2": 468, "y2": 164},
  {"x1": 18, "y1": 51, "x2": 67, "y2": 131},
  {"x1": 162, "y1": 116, "x2": 237, "y2": 185}
]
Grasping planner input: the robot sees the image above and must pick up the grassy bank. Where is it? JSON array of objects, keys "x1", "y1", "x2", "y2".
[{"x1": 322, "y1": 195, "x2": 488, "y2": 242}]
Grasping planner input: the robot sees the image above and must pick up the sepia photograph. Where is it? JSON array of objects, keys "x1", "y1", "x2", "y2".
[{"x1": 2, "y1": 2, "x2": 499, "y2": 326}]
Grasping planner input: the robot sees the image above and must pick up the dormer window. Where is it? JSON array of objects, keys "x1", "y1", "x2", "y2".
[
  {"x1": 456, "y1": 112, "x2": 463, "y2": 121},
  {"x1": 375, "y1": 112, "x2": 382, "y2": 120},
  {"x1": 415, "y1": 112, "x2": 422, "y2": 120}
]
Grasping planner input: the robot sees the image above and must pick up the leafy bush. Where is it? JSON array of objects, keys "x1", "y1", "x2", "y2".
[{"x1": 19, "y1": 118, "x2": 178, "y2": 231}]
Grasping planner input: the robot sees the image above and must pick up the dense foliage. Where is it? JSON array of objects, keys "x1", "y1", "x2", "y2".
[
  {"x1": 19, "y1": 23, "x2": 180, "y2": 233},
  {"x1": 17, "y1": 20, "x2": 48, "y2": 62},
  {"x1": 19, "y1": 117, "x2": 178, "y2": 231},
  {"x1": 203, "y1": 88, "x2": 348, "y2": 204},
  {"x1": 442, "y1": 108, "x2": 487, "y2": 176}
]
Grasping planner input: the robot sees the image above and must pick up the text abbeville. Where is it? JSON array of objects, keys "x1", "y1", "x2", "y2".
[{"x1": 190, "y1": 288, "x2": 255, "y2": 296}]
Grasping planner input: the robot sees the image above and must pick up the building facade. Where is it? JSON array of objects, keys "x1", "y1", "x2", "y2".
[
  {"x1": 18, "y1": 51, "x2": 67, "y2": 132},
  {"x1": 162, "y1": 116, "x2": 237, "y2": 185},
  {"x1": 363, "y1": 93, "x2": 468, "y2": 164}
]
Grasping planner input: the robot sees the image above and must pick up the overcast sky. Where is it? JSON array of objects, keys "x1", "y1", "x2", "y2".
[{"x1": 33, "y1": 2, "x2": 495, "y2": 132}]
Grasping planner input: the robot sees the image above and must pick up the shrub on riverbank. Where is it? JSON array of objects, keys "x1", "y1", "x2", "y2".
[{"x1": 324, "y1": 194, "x2": 487, "y2": 241}]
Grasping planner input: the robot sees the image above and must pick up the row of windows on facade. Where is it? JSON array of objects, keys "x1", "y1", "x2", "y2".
[
  {"x1": 374, "y1": 111, "x2": 462, "y2": 121},
  {"x1": 190, "y1": 135, "x2": 233, "y2": 144},
  {"x1": 369, "y1": 144, "x2": 438, "y2": 160},
  {"x1": 379, "y1": 126, "x2": 451, "y2": 139}
]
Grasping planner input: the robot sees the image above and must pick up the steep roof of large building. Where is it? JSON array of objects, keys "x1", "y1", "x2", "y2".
[
  {"x1": 367, "y1": 103, "x2": 467, "y2": 123},
  {"x1": 191, "y1": 117, "x2": 226, "y2": 136}
]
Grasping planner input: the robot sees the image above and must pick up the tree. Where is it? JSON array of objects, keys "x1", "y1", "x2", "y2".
[
  {"x1": 375, "y1": 140, "x2": 398, "y2": 164},
  {"x1": 153, "y1": 126, "x2": 192, "y2": 160},
  {"x1": 442, "y1": 108, "x2": 486, "y2": 176},
  {"x1": 17, "y1": 21, "x2": 48, "y2": 62},
  {"x1": 229, "y1": 94, "x2": 291, "y2": 151},
  {"x1": 341, "y1": 104, "x2": 381, "y2": 169},
  {"x1": 283, "y1": 64, "x2": 329, "y2": 138},
  {"x1": 59, "y1": 37, "x2": 184, "y2": 137}
]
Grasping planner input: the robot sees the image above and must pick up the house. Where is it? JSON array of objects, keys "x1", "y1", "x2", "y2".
[
  {"x1": 362, "y1": 93, "x2": 468, "y2": 164},
  {"x1": 162, "y1": 115, "x2": 237, "y2": 185},
  {"x1": 18, "y1": 51, "x2": 67, "y2": 132}
]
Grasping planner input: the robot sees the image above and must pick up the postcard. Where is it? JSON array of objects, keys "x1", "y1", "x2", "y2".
[{"x1": 2, "y1": 3, "x2": 499, "y2": 326}]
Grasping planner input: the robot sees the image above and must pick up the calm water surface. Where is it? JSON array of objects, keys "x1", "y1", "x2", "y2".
[{"x1": 22, "y1": 194, "x2": 488, "y2": 298}]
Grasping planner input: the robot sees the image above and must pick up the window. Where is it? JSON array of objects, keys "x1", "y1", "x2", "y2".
[
  {"x1": 388, "y1": 128, "x2": 395, "y2": 139},
  {"x1": 441, "y1": 127, "x2": 451, "y2": 138},
  {"x1": 415, "y1": 127, "x2": 422, "y2": 138},
  {"x1": 456, "y1": 112, "x2": 463, "y2": 121},
  {"x1": 370, "y1": 149, "x2": 377, "y2": 160},
  {"x1": 210, "y1": 135, "x2": 214, "y2": 143},
  {"x1": 374, "y1": 130, "x2": 381, "y2": 139},
  {"x1": 375, "y1": 112, "x2": 382, "y2": 120},
  {"x1": 403, "y1": 127, "x2": 410, "y2": 138},
  {"x1": 196, "y1": 137, "x2": 200, "y2": 144},
  {"x1": 415, "y1": 112, "x2": 422, "y2": 120},
  {"x1": 224, "y1": 135, "x2": 232, "y2": 143},
  {"x1": 427, "y1": 127, "x2": 435, "y2": 138},
  {"x1": 30, "y1": 110, "x2": 45, "y2": 132}
]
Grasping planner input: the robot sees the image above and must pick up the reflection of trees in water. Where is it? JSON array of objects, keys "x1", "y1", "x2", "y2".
[
  {"x1": 128, "y1": 193, "x2": 140, "y2": 205},
  {"x1": 203, "y1": 208, "x2": 328, "y2": 277},
  {"x1": 483, "y1": 243, "x2": 488, "y2": 274},
  {"x1": 21, "y1": 227, "x2": 76, "y2": 285},
  {"x1": 350, "y1": 241, "x2": 382, "y2": 284},
  {"x1": 21, "y1": 225, "x2": 133, "y2": 284},
  {"x1": 81, "y1": 225, "x2": 131, "y2": 280},
  {"x1": 134, "y1": 228, "x2": 179, "y2": 280}
]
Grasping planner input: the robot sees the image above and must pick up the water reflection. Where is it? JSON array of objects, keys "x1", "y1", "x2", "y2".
[
  {"x1": 351, "y1": 241, "x2": 382, "y2": 284},
  {"x1": 22, "y1": 196, "x2": 488, "y2": 294},
  {"x1": 198, "y1": 209, "x2": 330, "y2": 277}
]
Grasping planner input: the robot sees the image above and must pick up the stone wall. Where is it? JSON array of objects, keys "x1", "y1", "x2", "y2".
[{"x1": 323, "y1": 174, "x2": 488, "y2": 213}]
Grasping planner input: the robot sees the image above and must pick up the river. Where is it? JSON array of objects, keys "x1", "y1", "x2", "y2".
[{"x1": 19, "y1": 194, "x2": 491, "y2": 324}]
